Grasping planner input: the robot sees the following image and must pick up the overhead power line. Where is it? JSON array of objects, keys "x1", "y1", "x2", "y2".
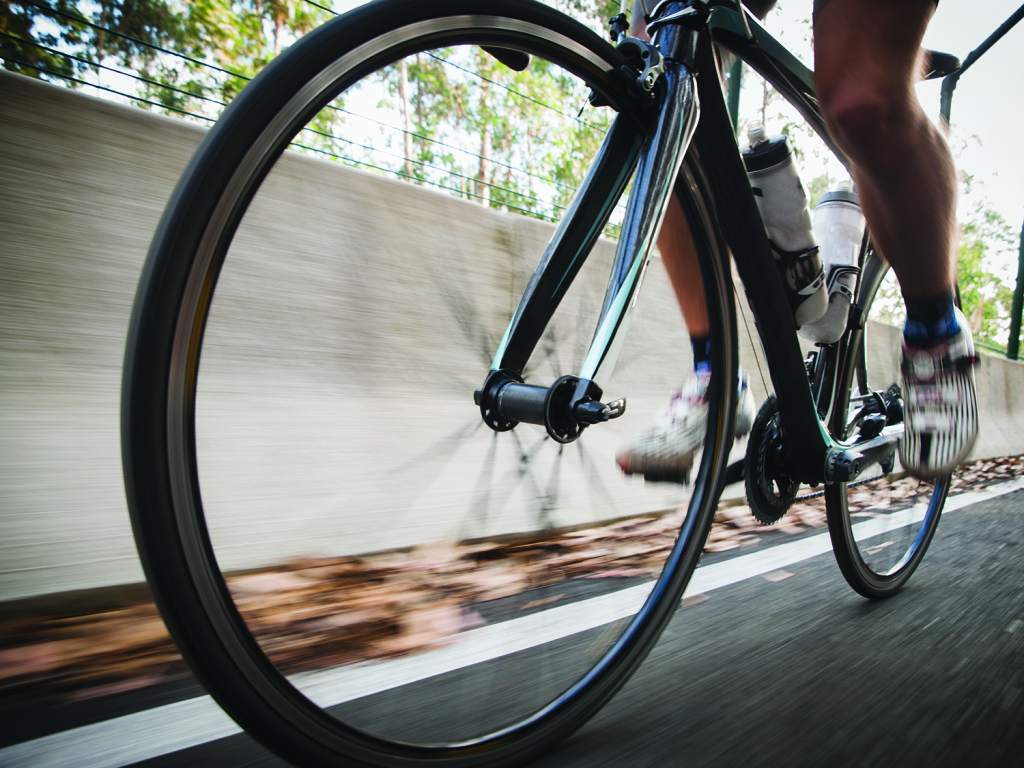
[{"x1": 2, "y1": 0, "x2": 624, "y2": 232}]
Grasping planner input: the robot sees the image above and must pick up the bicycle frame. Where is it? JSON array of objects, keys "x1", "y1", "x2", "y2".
[{"x1": 477, "y1": 0, "x2": 898, "y2": 487}]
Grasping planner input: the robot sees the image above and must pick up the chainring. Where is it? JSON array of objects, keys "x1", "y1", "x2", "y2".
[{"x1": 744, "y1": 395, "x2": 800, "y2": 525}]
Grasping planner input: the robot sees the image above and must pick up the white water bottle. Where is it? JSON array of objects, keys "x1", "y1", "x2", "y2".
[
  {"x1": 742, "y1": 122, "x2": 828, "y2": 328},
  {"x1": 800, "y1": 185, "x2": 866, "y2": 344}
]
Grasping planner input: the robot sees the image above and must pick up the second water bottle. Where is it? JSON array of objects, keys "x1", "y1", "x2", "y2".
[{"x1": 801, "y1": 185, "x2": 866, "y2": 344}]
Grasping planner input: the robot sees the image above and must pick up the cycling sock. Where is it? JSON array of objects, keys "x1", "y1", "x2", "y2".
[
  {"x1": 691, "y1": 336, "x2": 711, "y2": 374},
  {"x1": 903, "y1": 290, "x2": 959, "y2": 345}
]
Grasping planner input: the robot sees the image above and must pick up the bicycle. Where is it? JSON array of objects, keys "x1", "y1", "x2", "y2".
[{"x1": 121, "y1": 0, "x2": 962, "y2": 765}]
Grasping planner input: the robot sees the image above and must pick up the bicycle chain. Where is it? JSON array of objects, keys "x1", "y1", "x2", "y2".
[{"x1": 792, "y1": 471, "x2": 889, "y2": 503}]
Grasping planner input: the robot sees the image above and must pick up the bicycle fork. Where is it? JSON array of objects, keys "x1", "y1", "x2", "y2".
[{"x1": 475, "y1": 54, "x2": 699, "y2": 444}]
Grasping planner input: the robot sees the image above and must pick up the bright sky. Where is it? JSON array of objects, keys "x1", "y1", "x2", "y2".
[{"x1": 922, "y1": 1, "x2": 1024, "y2": 259}]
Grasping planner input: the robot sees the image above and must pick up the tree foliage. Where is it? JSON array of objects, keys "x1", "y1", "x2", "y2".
[
  {"x1": 956, "y1": 202, "x2": 1016, "y2": 346},
  {"x1": 863, "y1": 199, "x2": 1017, "y2": 351},
  {"x1": 1, "y1": 0, "x2": 179, "y2": 83},
  {"x1": 3, "y1": 0, "x2": 618, "y2": 224},
  {"x1": 367, "y1": 45, "x2": 613, "y2": 221},
  {"x1": 1, "y1": 0, "x2": 331, "y2": 114}
]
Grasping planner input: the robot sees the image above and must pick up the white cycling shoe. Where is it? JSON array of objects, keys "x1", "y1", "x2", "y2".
[
  {"x1": 617, "y1": 371, "x2": 756, "y2": 484},
  {"x1": 898, "y1": 307, "x2": 979, "y2": 479}
]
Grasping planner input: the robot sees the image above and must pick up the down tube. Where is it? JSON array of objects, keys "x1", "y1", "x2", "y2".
[{"x1": 576, "y1": 61, "x2": 699, "y2": 398}]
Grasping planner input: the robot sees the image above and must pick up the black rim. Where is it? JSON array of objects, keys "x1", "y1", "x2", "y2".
[{"x1": 825, "y1": 267, "x2": 948, "y2": 598}]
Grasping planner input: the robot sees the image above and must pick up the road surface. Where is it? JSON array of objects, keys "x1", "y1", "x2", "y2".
[{"x1": 4, "y1": 481, "x2": 1022, "y2": 768}]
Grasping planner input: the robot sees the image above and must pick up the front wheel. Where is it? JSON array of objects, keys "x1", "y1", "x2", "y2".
[
  {"x1": 121, "y1": 0, "x2": 737, "y2": 765},
  {"x1": 825, "y1": 257, "x2": 950, "y2": 598}
]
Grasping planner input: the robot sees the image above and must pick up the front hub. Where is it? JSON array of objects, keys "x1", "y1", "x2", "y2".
[{"x1": 474, "y1": 370, "x2": 626, "y2": 444}]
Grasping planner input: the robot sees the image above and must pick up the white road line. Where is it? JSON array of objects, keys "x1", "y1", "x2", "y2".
[{"x1": 4, "y1": 477, "x2": 1022, "y2": 768}]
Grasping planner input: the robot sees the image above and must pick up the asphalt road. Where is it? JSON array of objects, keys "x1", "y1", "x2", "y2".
[{"x1": 5, "y1": 482, "x2": 1023, "y2": 768}]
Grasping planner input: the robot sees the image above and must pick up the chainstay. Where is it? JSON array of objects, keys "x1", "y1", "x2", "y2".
[
  {"x1": 793, "y1": 471, "x2": 894, "y2": 503},
  {"x1": 790, "y1": 468, "x2": 905, "y2": 505}
]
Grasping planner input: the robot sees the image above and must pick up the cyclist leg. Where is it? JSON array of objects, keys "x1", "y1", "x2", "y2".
[
  {"x1": 652, "y1": 0, "x2": 774, "y2": 336},
  {"x1": 813, "y1": 0, "x2": 978, "y2": 477},
  {"x1": 813, "y1": 0, "x2": 953, "y2": 301},
  {"x1": 617, "y1": 1, "x2": 769, "y2": 482}
]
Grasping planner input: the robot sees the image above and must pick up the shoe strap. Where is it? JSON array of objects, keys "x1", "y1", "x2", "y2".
[{"x1": 902, "y1": 345, "x2": 979, "y2": 376}]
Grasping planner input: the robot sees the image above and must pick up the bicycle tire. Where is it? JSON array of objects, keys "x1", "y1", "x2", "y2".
[
  {"x1": 825, "y1": 258, "x2": 950, "y2": 599},
  {"x1": 121, "y1": 0, "x2": 736, "y2": 764}
]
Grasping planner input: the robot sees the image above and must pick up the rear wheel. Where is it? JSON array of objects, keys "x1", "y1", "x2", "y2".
[
  {"x1": 121, "y1": 0, "x2": 735, "y2": 764},
  {"x1": 825, "y1": 256, "x2": 949, "y2": 599}
]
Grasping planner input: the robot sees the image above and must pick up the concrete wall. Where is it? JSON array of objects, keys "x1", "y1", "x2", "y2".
[{"x1": 2, "y1": 70, "x2": 1022, "y2": 602}]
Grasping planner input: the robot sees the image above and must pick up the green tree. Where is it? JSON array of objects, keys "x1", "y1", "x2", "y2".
[
  {"x1": 956, "y1": 203, "x2": 1016, "y2": 347},
  {"x1": 1, "y1": 0, "x2": 331, "y2": 117},
  {"x1": 556, "y1": 0, "x2": 621, "y2": 33},
  {"x1": 3, "y1": 0, "x2": 619, "y2": 229},
  {"x1": 1, "y1": 0, "x2": 179, "y2": 84},
  {"x1": 1, "y1": 0, "x2": 79, "y2": 81},
  {"x1": 373, "y1": 44, "x2": 612, "y2": 223},
  {"x1": 865, "y1": 199, "x2": 1016, "y2": 352},
  {"x1": 133, "y1": 0, "x2": 331, "y2": 115}
]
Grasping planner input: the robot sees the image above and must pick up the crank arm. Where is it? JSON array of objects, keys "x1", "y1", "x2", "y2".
[{"x1": 824, "y1": 425, "x2": 902, "y2": 483}]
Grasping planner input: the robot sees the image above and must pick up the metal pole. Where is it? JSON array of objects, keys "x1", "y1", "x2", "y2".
[
  {"x1": 1008, "y1": 219, "x2": 1024, "y2": 361},
  {"x1": 936, "y1": 5, "x2": 1024, "y2": 358},
  {"x1": 941, "y1": 4, "x2": 1024, "y2": 125},
  {"x1": 939, "y1": 72, "x2": 958, "y2": 125}
]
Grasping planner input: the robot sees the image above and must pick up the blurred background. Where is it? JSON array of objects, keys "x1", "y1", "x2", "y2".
[{"x1": 1, "y1": 0, "x2": 1023, "y2": 765}]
